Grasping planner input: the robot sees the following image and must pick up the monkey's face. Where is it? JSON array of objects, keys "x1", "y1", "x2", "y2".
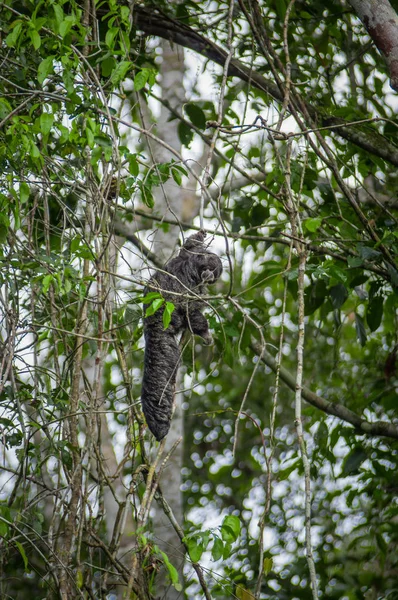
[{"x1": 197, "y1": 253, "x2": 223, "y2": 284}]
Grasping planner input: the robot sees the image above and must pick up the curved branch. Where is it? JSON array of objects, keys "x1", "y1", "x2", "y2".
[
  {"x1": 349, "y1": 0, "x2": 398, "y2": 91},
  {"x1": 113, "y1": 215, "x2": 163, "y2": 268},
  {"x1": 251, "y1": 341, "x2": 398, "y2": 440},
  {"x1": 133, "y1": 6, "x2": 398, "y2": 167}
]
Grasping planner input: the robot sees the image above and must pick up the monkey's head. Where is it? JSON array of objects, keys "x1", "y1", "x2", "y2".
[{"x1": 179, "y1": 231, "x2": 222, "y2": 286}]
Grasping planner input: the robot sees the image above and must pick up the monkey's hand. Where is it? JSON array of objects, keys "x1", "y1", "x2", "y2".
[
  {"x1": 202, "y1": 331, "x2": 214, "y2": 346},
  {"x1": 201, "y1": 269, "x2": 216, "y2": 283}
]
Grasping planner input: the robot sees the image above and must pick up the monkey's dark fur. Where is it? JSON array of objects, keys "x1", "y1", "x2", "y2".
[{"x1": 141, "y1": 231, "x2": 222, "y2": 441}]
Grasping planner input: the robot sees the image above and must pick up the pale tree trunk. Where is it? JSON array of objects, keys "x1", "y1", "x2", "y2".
[
  {"x1": 82, "y1": 235, "x2": 137, "y2": 600},
  {"x1": 348, "y1": 0, "x2": 398, "y2": 91},
  {"x1": 148, "y1": 40, "x2": 191, "y2": 598}
]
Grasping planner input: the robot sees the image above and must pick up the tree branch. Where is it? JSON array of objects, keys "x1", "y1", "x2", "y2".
[
  {"x1": 349, "y1": 0, "x2": 398, "y2": 91},
  {"x1": 133, "y1": 6, "x2": 398, "y2": 167},
  {"x1": 113, "y1": 215, "x2": 163, "y2": 268},
  {"x1": 250, "y1": 341, "x2": 398, "y2": 440}
]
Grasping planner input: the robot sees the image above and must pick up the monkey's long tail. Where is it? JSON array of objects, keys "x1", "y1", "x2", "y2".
[{"x1": 141, "y1": 328, "x2": 181, "y2": 441}]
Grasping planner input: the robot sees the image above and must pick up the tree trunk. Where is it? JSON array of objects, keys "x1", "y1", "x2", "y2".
[{"x1": 349, "y1": 0, "x2": 398, "y2": 90}]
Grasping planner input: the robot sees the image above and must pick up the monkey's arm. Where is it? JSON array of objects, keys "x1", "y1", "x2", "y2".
[{"x1": 186, "y1": 308, "x2": 213, "y2": 345}]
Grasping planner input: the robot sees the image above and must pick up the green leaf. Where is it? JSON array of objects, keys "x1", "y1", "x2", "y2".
[
  {"x1": 274, "y1": 0, "x2": 287, "y2": 21},
  {"x1": 134, "y1": 69, "x2": 149, "y2": 91},
  {"x1": 159, "y1": 549, "x2": 182, "y2": 591},
  {"x1": 5, "y1": 21, "x2": 23, "y2": 47},
  {"x1": 347, "y1": 256, "x2": 363, "y2": 268},
  {"x1": 29, "y1": 29, "x2": 41, "y2": 50},
  {"x1": 277, "y1": 458, "x2": 301, "y2": 480},
  {"x1": 76, "y1": 569, "x2": 83, "y2": 589},
  {"x1": 120, "y1": 5, "x2": 130, "y2": 23},
  {"x1": 110, "y1": 60, "x2": 133, "y2": 85},
  {"x1": 354, "y1": 313, "x2": 367, "y2": 346},
  {"x1": 305, "y1": 279, "x2": 327, "y2": 315},
  {"x1": 329, "y1": 283, "x2": 348, "y2": 309},
  {"x1": 145, "y1": 298, "x2": 164, "y2": 317},
  {"x1": 94, "y1": 134, "x2": 112, "y2": 148},
  {"x1": 171, "y1": 167, "x2": 182, "y2": 185},
  {"x1": 222, "y1": 541, "x2": 232, "y2": 559},
  {"x1": 357, "y1": 244, "x2": 382, "y2": 262},
  {"x1": 315, "y1": 421, "x2": 329, "y2": 447},
  {"x1": 15, "y1": 541, "x2": 29, "y2": 571},
  {"x1": 236, "y1": 584, "x2": 255, "y2": 599},
  {"x1": 101, "y1": 55, "x2": 116, "y2": 77},
  {"x1": 163, "y1": 301, "x2": 175, "y2": 330},
  {"x1": 211, "y1": 536, "x2": 224, "y2": 561},
  {"x1": 304, "y1": 217, "x2": 322, "y2": 232},
  {"x1": 263, "y1": 556, "x2": 273, "y2": 575},
  {"x1": 186, "y1": 538, "x2": 204, "y2": 563},
  {"x1": 221, "y1": 515, "x2": 241, "y2": 543},
  {"x1": 0, "y1": 98, "x2": 12, "y2": 120},
  {"x1": 367, "y1": 295, "x2": 383, "y2": 332},
  {"x1": 42, "y1": 274, "x2": 53, "y2": 293},
  {"x1": 38, "y1": 56, "x2": 54, "y2": 85},
  {"x1": 142, "y1": 292, "x2": 162, "y2": 303},
  {"x1": 177, "y1": 121, "x2": 194, "y2": 147},
  {"x1": 343, "y1": 447, "x2": 367, "y2": 475},
  {"x1": 40, "y1": 113, "x2": 54, "y2": 135},
  {"x1": 387, "y1": 263, "x2": 398, "y2": 288},
  {"x1": 59, "y1": 16, "x2": 75, "y2": 38},
  {"x1": 184, "y1": 103, "x2": 207, "y2": 129},
  {"x1": 53, "y1": 4, "x2": 64, "y2": 24},
  {"x1": 20, "y1": 182, "x2": 30, "y2": 204},
  {"x1": 128, "y1": 154, "x2": 139, "y2": 177},
  {"x1": 105, "y1": 27, "x2": 118, "y2": 49},
  {"x1": 141, "y1": 185, "x2": 154, "y2": 208},
  {"x1": 0, "y1": 519, "x2": 8, "y2": 537}
]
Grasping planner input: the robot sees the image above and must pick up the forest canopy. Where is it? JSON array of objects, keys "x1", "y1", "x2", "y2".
[{"x1": 0, "y1": 1, "x2": 397, "y2": 599}]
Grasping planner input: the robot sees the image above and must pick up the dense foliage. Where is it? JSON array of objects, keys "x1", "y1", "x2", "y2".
[{"x1": 0, "y1": 0, "x2": 397, "y2": 599}]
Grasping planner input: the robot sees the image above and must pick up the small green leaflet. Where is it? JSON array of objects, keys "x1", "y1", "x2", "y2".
[
  {"x1": 29, "y1": 29, "x2": 41, "y2": 50},
  {"x1": 211, "y1": 536, "x2": 224, "y2": 561},
  {"x1": 15, "y1": 541, "x2": 29, "y2": 571},
  {"x1": 133, "y1": 68, "x2": 156, "y2": 91},
  {"x1": 42, "y1": 274, "x2": 53, "y2": 294},
  {"x1": 355, "y1": 313, "x2": 367, "y2": 346},
  {"x1": 5, "y1": 21, "x2": 23, "y2": 47},
  {"x1": 185, "y1": 537, "x2": 204, "y2": 563},
  {"x1": 141, "y1": 185, "x2": 154, "y2": 209},
  {"x1": 110, "y1": 61, "x2": 133, "y2": 85},
  {"x1": 163, "y1": 302, "x2": 175, "y2": 330},
  {"x1": 304, "y1": 217, "x2": 322, "y2": 232},
  {"x1": 0, "y1": 519, "x2": 8, "y2": 537},
  {"x1": 329, "y1": 283, "x2": 348, "y2": 309},
  {"x1": 220, "y1": 515, "x2": 241, "y2": 543},
  {"x1": 38, "y1": 56, "x2": 54, "y2": 85},
  {"x1": 76, "y1": 569, "x2": 83, "y2": 589},
  {"x1": 158, "y1": 549, "x2": 182, "y2": 591},
  {"x1": 105, "y1": 27, "x2": 118, "y2": 49},
  {"x1": 59, "y1": 16, "x2": 75, "y2": 39},
  {"x1": 367, "y1": 295, "x2": 384, "y2": 332},
  {"x1": 171, "y1": 164, "x2": 187, "y2": 185},
  {"x1": 141, "y1": 292, "x2": 162, "y2": 304},
  {"x1": 177, "y1": 121, "x2": 194, "y2": 147},
  {"x1": 343, "y1": 447, "x2": 367, "y2": 475},
  {"x1": 40, "y1": 113, "x2": 54, "y2": 135},
  {"x1": 184, "y1": 103, "x2": 206, "y2": 129},
  {"x1": 263, "y1": 556, "x2": 273, "y2": 575},
  {"x1": 20, "y1": 182, "x2": 30, "y2": 204},
  {"x1": 145, "y1": 298, "x2": 164, "y2": 317}
]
